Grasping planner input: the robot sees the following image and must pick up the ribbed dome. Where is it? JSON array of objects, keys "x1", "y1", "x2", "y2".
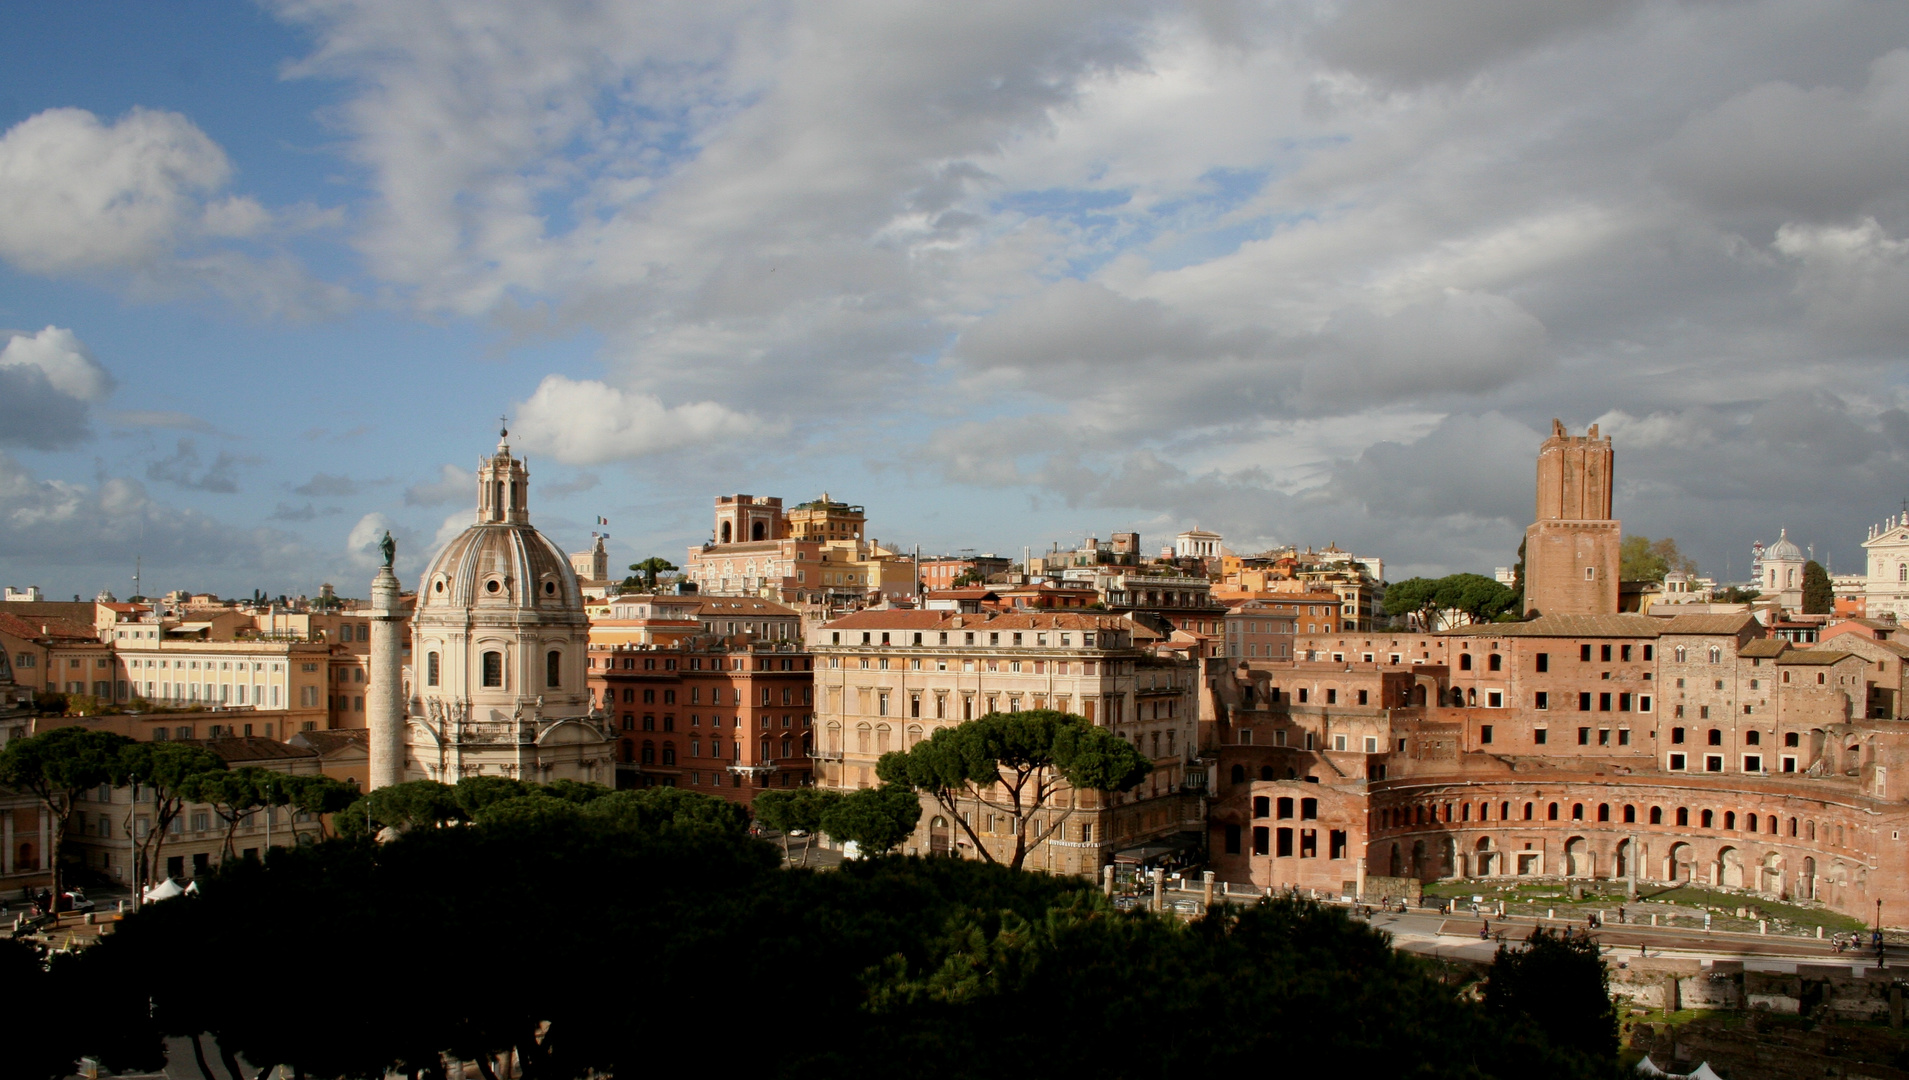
[
  {"x1": 417, "y1": 522, "x2": 585, "y2": 619},
  {"x1": 1766, "y1": 528, "x2": 1805, "y2": 562}
]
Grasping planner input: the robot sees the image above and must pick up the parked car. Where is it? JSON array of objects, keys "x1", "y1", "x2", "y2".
[{"x1": 59, "y1": 891, "x2": 95, "y2": 914}]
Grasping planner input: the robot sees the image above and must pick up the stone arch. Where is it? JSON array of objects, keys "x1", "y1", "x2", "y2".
[
  {"x1": 1412, "y1": 839, "x2": 1427, "y2": 879},
  {"x1": 929, "y1": 815, "x2": 951, "y2": 855},
  {"x1": 1615, "y1": 838, "x2": 1639, "y2": 880},
  {"x1": 1475, "y1": 835, "x2": 1496, "y2": 876},
  {"x1": 720, "y1": 521, "x2": 732, "y2": 543},
  {"x1": 1717, "y1": 846, "x2": 1743, "y2": 889},
  {"x1": 1760, "y1": 850, "x2": 1784, "y2": 896},
  {"x1": 1667, "y1": 842, "x2": 1694, "y2": 883},
  {"x1": 1564, "y1": 836, "x2": 1591, "y2": 877},
  {"x1": 1389, "y1": 843, "x2": 1403, "y2": 877}
]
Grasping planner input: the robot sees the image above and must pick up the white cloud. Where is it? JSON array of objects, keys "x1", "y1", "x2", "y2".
[
  {"x1": 0, "y1": 108, "x2": 233, "y2": 273},
  {"x1": 404, "y1": 463, "x2": 475, "y2": 507},
  {"x1": 0, "y1": 326, "x2": 115, "y2": 401},
  {"x1": 346, "y1": 512, "x2": 398, "y2": 571},
  {"x1": 511, "y1": 374, "x2": 764, "y2": 465}
]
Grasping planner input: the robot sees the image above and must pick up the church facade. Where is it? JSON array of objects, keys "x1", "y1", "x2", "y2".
[{"x1": 367, "y1": 430, "x2": 614, "y2": 789}]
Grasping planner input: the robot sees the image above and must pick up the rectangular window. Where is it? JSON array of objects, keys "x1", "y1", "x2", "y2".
[
  {"x1": 1578, "y1": 692, "x2": 1592, "y2": 711},
  {"x1": 1669, "y1": 753, "x2": 1686, "y2": 770},
  {"x1": 1578, "y1": 727, "x2": 1590, "y2": 745},
  {"x1": 1618, "y1": 728, "x2": 1630, "y2": 746},
  {"x1": 1486, "y1": 691, "x2": 1502, "y2": 708},
  {"x1": 1698, "y1": 706, "x2": 1708, "y2": 720},
  {"x1": 1480, "y1": 725, "x2": 1493, "y2": 745},
  {"x1": 1252, "y1": 826, "x2": 1270, "y2": 856},
  {"x1": 1535, "y1": 652, "x2": 1548, "y2": 673},
  {"x1": 1638, "y1": 695, "x2": 1651, "y2": 713},
  {"x1": 1225, "y1": 824, "x2": 1242, "y2": 854},
  {"x1": 1598, "y1": 693, "x2": 1611, "y2": 712},
  {"x1": 1329, "y1": 829, "x2": 1347, "y2": 860},
  {"x1": 1600, "y1": 645, "x2": 1612, "y2": 662},
  {"x1": 1326, "y1": 689, "x2": 1337, "y2": 704},
  {"x1": 1618, "y1": 693, "x2": 1631, "y2": 712},
  {"x1": 1597, "y1": 728, "x2": 1610, "y2": 745},
  {"x1": 1705, "y1": 755, "x2": 1723, "y2": 773},
  {"x1": 1533, "y1": 728, "x2": 1547, "y2": 745},
  {"x1": 1743, "y1": 755, "x2": 1762, "y2": 773},
  {"x1": 1534, "y1": 691, "x2": 1548, "y2": 710},
  {"x1": 1580, "y1": 644, "x2": 1592, "y2": 662},
  {"x1": 1275, "y1": 827, "x2": 1292, "y2": 857},
  {"x1": 1333, "y1": 734, "x2": 1347, "y2": 751},
  {"x1": 1782, "y1": 756, "x2": 1797, "y2": 773},
  {"x1": 1620, "y1": 645, "x2": 1632, "y2": 661}
]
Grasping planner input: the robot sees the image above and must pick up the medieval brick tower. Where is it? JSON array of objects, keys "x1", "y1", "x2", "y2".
[{"x1": 1522, "y1": 419, "x2": 1620, "y2": 616}]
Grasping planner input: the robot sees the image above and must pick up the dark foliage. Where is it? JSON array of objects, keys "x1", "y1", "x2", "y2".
[{"x1": 67, "y1": 796, "x2": 1611, "y2": 1080}]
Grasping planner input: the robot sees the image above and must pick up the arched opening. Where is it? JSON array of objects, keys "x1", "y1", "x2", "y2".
[
  {"x1": 1474, "y1": 836, "x2": 1495, "y2": 876},
  {"x1": 1676, "y1": 807, "x2": 1689, "y2": 827},
  {"x1": 546, "y1": 650, "x2": 562, "y2": 688},
  {"x1": 1718, "y1": 846, "x2": 1743, "y2": 889},
  {"x1": 1615, "y1": 838, "x2": 1637, "y2": 880},
  {"x1": 1229, "y1": 764, "x2": 1245, "y2": 784},
  {"x1": 720, "y1": 521, "x2": 732, "y2": 543},
  {"x1": 1668, "y1": 842, "x2": 1693, "y2": 883},
  {"x1": 1701, "y1": 809, "x2": 1714, "y2": 829},
  {"x1": 1565, "y1": 836, "x2": 1591, "y2": 877},
  {"x1": 1389, "y1": 843, "x2": 1403, "y2": 877},
  {"x1": 481, "y1": 651, "x2": 503, "y2": 688},
  {"x1": 929, "y1": 816, "x2": 952, "y2": 855},
  {"x1": 426, "y1": 651, "x2": 440, "y2": 686},
  {"x1": 752, "y1": 521, "x2": 766, "y2": 541},
  {"x1": 1413, "y1": 839, "x2": 1428, "y2": 879},
  {"x1": 1760, "y1": 851, "x2": 1783, "y2": 896},
  {"x1": 1523, "y1": 802, "x2": 1534, "y2": 821},
  {"x1": 1488, "y1": 653, "x2": 1501, "y2": 671},
  {"x1": 1548, "y1": 802, "x2": 1559, "y2": 821},
  {"x1": 1650, "y1": 806, "x2": 1663, "y2": 825},
  {"x1": 1259, "y1": 765, "x2": 1274, "y2": 781}
]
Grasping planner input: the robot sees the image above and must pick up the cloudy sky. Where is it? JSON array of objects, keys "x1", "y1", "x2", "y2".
[{"x1": 2, "y1": 0, "x2": 1907, "y2": 600}]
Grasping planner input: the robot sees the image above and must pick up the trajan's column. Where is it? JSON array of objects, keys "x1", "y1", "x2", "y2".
[{"x1": 366, "y1": 530, "x2": 406, "y2": 791}]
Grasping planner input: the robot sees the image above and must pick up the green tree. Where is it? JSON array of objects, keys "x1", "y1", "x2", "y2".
[
  {"x1": 753, "y1": 787, "x2": 839, "y2": 865},
  {"x1": 820, "y1": 785, "x2": 921, "y2": 857},
  {"x1": 0, "y1": 727, "x2": 134, "y2": 899},
  {"x1": 877, "y1": 710, "x2": 1151, "y2": 870},
  {"x1": 1803, "y1": 560, "x2": 1834, "y2": 614},
  {"x1": 623, "y1": 557, "x2": 679, "y2": 591},
  {"x1": 284, "y1": 775, "x2": 361, "y2": 841},
  {"x1": 335, "y1": 779, "x2": 464, "y2": 839},
  {"x1": 180, "y1": 767, "x2": 274, "y2": 861},
  {"x1": 1619, "y1": 535, "x2": 1697, "y2": 583},
  {"x1": 1383, "y1": 577, "x2": 1442, "y2": 630},
  {"x1": 452, "y1": 775, "x2": 536, "y2": 819},
  {"x1": 1483, "y1": 928, "x2": 1618, "y2": 1068},
  {"x1": 119, "y1": 742, "x2": 226, "y2": 895}
]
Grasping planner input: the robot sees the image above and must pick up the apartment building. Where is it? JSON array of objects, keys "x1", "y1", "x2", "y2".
[
  {"x1": 811, "y1": 610, "x2": 1201, "y2": 875},
  {"x1": 587, "y1": 639, "x2": 815, "y2": 803}
]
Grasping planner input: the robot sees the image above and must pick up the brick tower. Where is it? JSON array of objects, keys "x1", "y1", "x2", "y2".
[{"x1": 1522, "y1": 419, "x2": 1620, "y2": 616}]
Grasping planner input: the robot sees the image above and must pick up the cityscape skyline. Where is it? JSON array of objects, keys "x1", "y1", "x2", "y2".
[{"x1": 3, "y1": 2, "x2": 1908, "y2": 598}]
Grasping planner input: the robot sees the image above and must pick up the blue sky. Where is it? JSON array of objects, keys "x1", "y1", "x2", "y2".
[{"x1": 3, "y1": 0, "x2": 1908, "y2": 600}]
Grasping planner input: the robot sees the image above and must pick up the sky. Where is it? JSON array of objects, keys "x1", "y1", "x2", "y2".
[{"x1": 2, "y1": 0, "x2": 1908, "y2": 601}]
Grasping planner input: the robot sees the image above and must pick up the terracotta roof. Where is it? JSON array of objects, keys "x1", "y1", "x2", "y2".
[
  {"x1": 1658, "y1": 613, "x2": 1763, "y2": 636},
  {"x1": 288, "y1": 728, "x2": 369, "y2": 756},
  {"x1": 1776, "y1": 649, "x2": 1863, "y2": 666},
  {"x1": 1441, "y1": 614, "x2": 1666, "y2": 639},
  {"x1": 925, "y1": 588, "x2": 997, "y2": 599},
  {"x1": 1739, "y1": 639, "x2": 1788, "y2": 658},
  {"x1": 0, "y1": 612, "x2": 99, "y2": 642},
  {"x1": 823, "y1": 609, "x2": 1135, "y2": 633},
  {"x1": 192, "y1": 737, "x2": 319, "y2": 764}
]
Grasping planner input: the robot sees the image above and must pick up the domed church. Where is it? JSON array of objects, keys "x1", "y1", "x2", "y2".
[{"x1": 372, "y1": 427, "x2": 613, "y2": 788}]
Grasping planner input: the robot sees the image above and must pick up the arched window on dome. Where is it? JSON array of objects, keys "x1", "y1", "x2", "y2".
[
  {"x1": 482, "y1": 651, "x2": 503, "y2": 688},
  {"x1": 546, "y1": 650, "x2": 561, "y2": 688},
  {"x1": 426, "y1": 652, "x2": 440, "y2": 687}
]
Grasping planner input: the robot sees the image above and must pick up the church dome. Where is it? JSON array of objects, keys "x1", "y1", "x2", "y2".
[
  {"x1": 414, "y1": 432, "x2": 586, "y2": 622},
  {"x1": 1766, "y1": 528, "x2": 1805, "y2": 562}
]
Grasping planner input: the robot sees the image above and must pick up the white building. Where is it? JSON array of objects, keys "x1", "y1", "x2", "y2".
[
  {"x1": 1864, "y1": 513, "x2": 1909, "y2": 622},
  {"x1": 1758, "y1": 529, "x2": 1807, "y2": 610},
  {"x1": 1174, "y1": 529, "x2": 1224, "y2": 560},
  {"x1": 397, "y1": 431, "x2": 615, "y2": 786}
]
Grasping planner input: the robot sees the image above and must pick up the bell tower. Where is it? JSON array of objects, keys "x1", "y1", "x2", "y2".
[
  {"x1": 1523, "y1": 419, "x2": 1620, "y2": 616},
  {"x1": 477, "y1": 422, "x2": 530, "y2": 525}
]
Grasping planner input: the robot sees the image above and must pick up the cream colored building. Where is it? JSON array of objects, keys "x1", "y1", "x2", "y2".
[
  {"x1": 1865, "y1": 513, "x2": 1909, "y2": 622},
  {"x1": 109, "y1": 639, "x2": 330, "y2": 738},
  {"x1": 811, "y1": 610, "x2": 1201, "y2": 875},
  {"x1": 399, "y1": 431, "x2": 614, "y2": 785}
]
